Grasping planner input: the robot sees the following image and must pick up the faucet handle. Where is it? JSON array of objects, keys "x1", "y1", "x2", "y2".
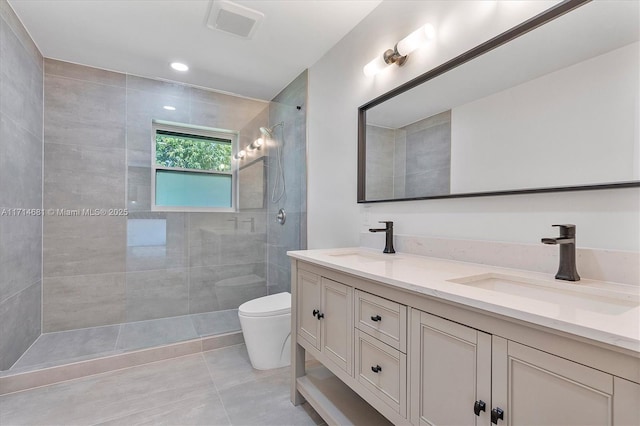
[
  {"x1": 552, "y1": 224, "x2": 576, "y2": 237},
  {"x1": 379, "y1": 221, "x2": 393, "y2": 228}
]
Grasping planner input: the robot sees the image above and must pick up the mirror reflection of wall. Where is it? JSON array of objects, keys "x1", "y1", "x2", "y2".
[{"x1": 366, "y1": 111, "x2": 451, "y2": 200}]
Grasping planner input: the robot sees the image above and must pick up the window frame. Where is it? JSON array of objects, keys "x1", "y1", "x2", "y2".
[{"x1": 151, "y1": 120, "x2": 239, "y2": 212}]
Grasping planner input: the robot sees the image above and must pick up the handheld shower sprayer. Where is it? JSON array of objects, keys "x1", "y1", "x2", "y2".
[{"x1": 262, "y1": 122, "x2": 286, "y2": 204}]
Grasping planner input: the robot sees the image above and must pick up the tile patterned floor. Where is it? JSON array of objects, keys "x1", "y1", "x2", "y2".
[
  {"x1": 0, "y1": 344, "x2": 325, "y2": 426},
  {"x1": 3, "y1": 310, "x2": 241, "y2": 375}
]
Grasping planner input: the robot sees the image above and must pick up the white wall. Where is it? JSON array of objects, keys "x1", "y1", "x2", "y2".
[
  {"x1": 451, "y1": 42, "x2": 639, "y2": 193},
  {"x1": 307, "y1": 0, "x2": 640, "y2": 252}
]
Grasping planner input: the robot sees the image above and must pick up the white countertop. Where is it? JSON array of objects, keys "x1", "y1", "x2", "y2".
[{"x1": 288, "y1": 247, "x2": 640, "y2": 354}]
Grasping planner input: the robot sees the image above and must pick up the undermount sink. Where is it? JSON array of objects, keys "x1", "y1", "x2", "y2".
[
  {"x1": 448, "y1": 273, "x2": 639, "y2": 315},
  {"x1": 327, "y1": 250, "x2": 401, "y2": 263}
]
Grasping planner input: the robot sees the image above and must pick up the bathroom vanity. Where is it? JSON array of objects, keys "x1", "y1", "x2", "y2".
[{"x1": 288, "y1": 248, "x2": 640, "y2": 426}]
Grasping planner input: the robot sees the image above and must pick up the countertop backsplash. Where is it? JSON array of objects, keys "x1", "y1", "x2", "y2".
[{"x1": 361, "y1": 233, "x2": 640, "y2": 287}]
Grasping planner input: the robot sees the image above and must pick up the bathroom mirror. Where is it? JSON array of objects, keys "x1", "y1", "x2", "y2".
[{"x1": 358, "y1": 0, "x2": 640, "y2": 202}]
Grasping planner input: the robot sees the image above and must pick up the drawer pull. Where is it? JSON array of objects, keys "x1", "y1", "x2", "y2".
[
  {"x1": 317, "y1": 312, "x2": 324, "y2": 320},
  {"x1": 474, "y1": 400, "x2": 486, "y2": 416},
  {"x1": 371, "y1": 365, "x2": 382, "y2": 373},
  {"x1": 312, "y1": 309, "x2": 319, "y2": 317},
  {"x1": 370, "y1": 315, "x2": 382, "y2": 322},
  {"x1": 491, "y1": 407, "x2": 504, "y2": 424}
]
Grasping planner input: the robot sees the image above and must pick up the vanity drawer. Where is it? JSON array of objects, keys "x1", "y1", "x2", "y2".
[
  {"x1": 355, "y1": 290, "x2": 407, "y2": 352},
  {"x1": 355, "y1": 330, "x2": 407, "y2": 417}
]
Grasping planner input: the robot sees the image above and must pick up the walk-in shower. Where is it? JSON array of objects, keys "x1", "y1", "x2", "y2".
[{"x1": 0, "y1": 55, "x2": 308, "y2": 384}]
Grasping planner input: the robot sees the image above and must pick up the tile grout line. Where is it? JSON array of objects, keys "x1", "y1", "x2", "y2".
[
  {"x1": 40, "y1": 51, "x2": 45, "y2": 352},
  {"x1": 113, "y1": 323, "x2": 122, "y2": 351},
  {"x1": 201, "y1": 352, "x2": 234, "y2": 426},
  {"x1": 7, "y1": 332, "x2": 42, "y2": 371}
]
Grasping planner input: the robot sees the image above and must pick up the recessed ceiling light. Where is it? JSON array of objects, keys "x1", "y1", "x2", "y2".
[
  {"x1": 170, "y1": 62, "x2": 189, "y2": 72},
  {"x1": 163, "y1": 105, "x2": 176, "y2": 111}
]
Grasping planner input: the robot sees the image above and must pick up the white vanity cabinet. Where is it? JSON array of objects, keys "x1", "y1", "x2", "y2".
[
  {"x1": 410, "y1": 310, "x2": 492, "y2": 426},
  {"x1": 492, "y1": 338, "x2": 616, "y2": 426},
  {"x1": 296, "y1": 269, "x2": 353, "y2": 376},
  {"x1": 289, "y1": 257, "x2": 640, "y2": 426},
  {"x1": 354, "y1": 290, "x2": 408, "y2": 418},
  {"x1": 411, "y1": 310, "x2": 639, "y2": 426}
]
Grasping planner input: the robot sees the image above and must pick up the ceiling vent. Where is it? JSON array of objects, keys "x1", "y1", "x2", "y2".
[{"x1": 207, "y1": 1, "x2": 264, "y2": 40}]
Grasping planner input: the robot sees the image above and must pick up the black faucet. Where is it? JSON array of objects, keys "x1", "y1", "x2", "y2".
[
  {"x1": 369, "y1": 221, "x2": 395, "y2": 254},
  {"x1": 541, "y1": 224, "x2": 580, "y2": 281}
]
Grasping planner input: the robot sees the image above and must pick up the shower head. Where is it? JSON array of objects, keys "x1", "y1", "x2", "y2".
[
  {"x1": 259, "y1": 126, "x2": 273, "y2": 138},
  {"x1": 259, "y1": 122, "x2": 283, "y2": 139}
]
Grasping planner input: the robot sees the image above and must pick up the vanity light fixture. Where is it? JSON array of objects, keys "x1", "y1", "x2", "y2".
[
  {"x1": 237, "y1": 124, "x2": 281, "y2": 157},
  {"x1": 363, "y1": 23, "x2": 435, "y2": 77},
  {"x1": 248, "y1": 137, "x2": 264, "y2": 150},
  {"x1": 163, "y1": 105, "x2": 176, "y2": 111},
  {"x1": 170, "y1": 62, "x2": 189, "y2": 72}
]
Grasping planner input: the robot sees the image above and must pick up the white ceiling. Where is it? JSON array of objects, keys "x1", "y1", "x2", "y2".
[{"x1": 8, "y1": 0, "x2": 381, "y2": 100}]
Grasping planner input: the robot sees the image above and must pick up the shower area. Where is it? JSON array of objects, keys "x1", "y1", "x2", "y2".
[{"x1": 0, "y1": 25, "x2": 307, "y2": 381}]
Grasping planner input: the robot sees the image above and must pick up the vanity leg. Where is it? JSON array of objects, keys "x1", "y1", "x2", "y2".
[
  {"x1": 290, "y1": 260, "x2": 306, "y2": 406},
  {"x1": 292, "y1": 343, "x2": 306, "y2": 405}
]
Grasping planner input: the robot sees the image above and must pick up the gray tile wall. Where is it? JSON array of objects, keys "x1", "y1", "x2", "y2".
[
  {"x1": 365, "y1": 110, "x2": 451, "y2": 200},
  {"x1": 43, "y1": 59, "x2": 270, "y2": 332},
  {"x1": 403, "y1": 110, "x2": 451, "y2": 197},
  {"x1": 267, "y1": 71, "x2": 308, "y2": 295},
  {"x1": 0, "y1": 0, "x2": 43, "y2": 370},
  {"x1": 365, "y1": 125, "x2": 395, "y2": 200}
]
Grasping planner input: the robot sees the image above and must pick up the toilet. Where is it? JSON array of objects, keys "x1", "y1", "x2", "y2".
[{"x1": 238, "y1": 292, "x2": 291, "y2": 370}]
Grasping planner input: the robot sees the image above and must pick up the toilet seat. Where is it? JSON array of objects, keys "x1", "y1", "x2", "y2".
[{"x1": 238, "y1": 292, "x2": 291, "y2": 317}]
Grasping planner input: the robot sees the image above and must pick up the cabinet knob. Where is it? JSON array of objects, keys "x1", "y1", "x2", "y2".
[
  {"x1": 370, "y1": 315, "x2": 382, "y2": 322},
  {"x1": 371, "y1": 365, "x2": 382, "y2": 373},
  {"x1": 491, "y1": 407, "x2": 504, "y2": 424},
  {"x1": 316, "y1": 312, "x2": 324, "y2": 320},
  {"x1": 474, "y1": 400, "x2": 486, "y2": 416},
  {"x1": 312, "y1": 309, "x2": 319, "y2": 317}
]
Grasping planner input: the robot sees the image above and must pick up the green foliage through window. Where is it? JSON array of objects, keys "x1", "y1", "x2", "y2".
[{"x1": 155, "y1": 130, "x2": 232, "y2": 172}]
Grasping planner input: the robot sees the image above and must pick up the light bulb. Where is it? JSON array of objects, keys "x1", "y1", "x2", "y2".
[
  {"x1": 396, "y1": 23, "x2": 435, "y2": 57},
  {"x1": 363, "y1": 55, "x2": 388, "y2": 77},
  {"x1": 234, "y1": 150, "x2": 246, "y2": 160}
]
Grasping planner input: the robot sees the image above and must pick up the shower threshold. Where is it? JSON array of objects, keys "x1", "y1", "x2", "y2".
[{"x1": 0, "y1": 310, "x2": 243, "y2": 394}]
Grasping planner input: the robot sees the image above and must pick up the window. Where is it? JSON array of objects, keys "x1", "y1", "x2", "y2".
[{"x1": 152, "y1": 122, "x2": 237, "y2": 211}]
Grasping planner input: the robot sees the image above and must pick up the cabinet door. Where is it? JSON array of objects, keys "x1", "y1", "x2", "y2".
[
  {"x1": 492, "y1": 338, "x2": 614, "y2": 426},
  {"x1": 321, "y1": 277, "x2": 353, "y2": 375},
  {"x1": 410, "y1": 310, "x2": 492, "y2": 426},
  {"x1": 613, "y1": 377, "x2": 640, "y2": 426},
  {"x1": 297, "y1": 270, "x2": 321, "y2": 350}
]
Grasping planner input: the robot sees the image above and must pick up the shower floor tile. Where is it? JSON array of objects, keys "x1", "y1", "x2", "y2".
[
  {"x1": 11, "y1": 325, "x2": 120, "y2": 371},
  {"x1": 3, "y1": 310, "x2": 241, "y2": 375}
]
